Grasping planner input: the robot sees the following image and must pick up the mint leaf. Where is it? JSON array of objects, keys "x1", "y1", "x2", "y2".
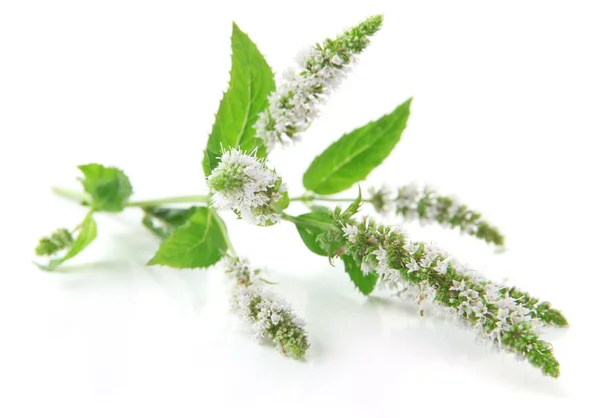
[
  {"x1": 202, "y1": 23, "x2": 275, "y2": 176},
  {"x1": 142, "y1": 206, "x2": 199, "y2": 240},
  {"x1": 342, "y1": 254, "x2": 378, "y2": 295},
  {"x1": 41, "y1": 212, "x2": 98, "y2": 270},
  {"x1": 295, "y1": 211, "x2": 333, "y2": 257},
  {"x1": 147, "y1": 207, "x2": 228, "y2": 268},
  {"x1": 342, "y1": 187, "x2": 362, "y2": 219},
  {"x1": 303, "y1": 98, "x2": 412, "y2": 194},
  {"x1": 78, "y1": 164, "x2": 133, "y2": 212}
]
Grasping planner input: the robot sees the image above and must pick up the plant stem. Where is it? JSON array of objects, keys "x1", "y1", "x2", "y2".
[
  {"x1": 281, "y1": 213, "x2": 340, "y2": 232},
  {"x1": 52, "y1": 187, "x2": 91, "y2": 204},
  {"x1": 127, "y1": 195, "x2": 209, "y2": 207},
  {"x1": 288, "y1": 195, "x2": 372, "y2": 203},
  {"x1": 52, "y1": 187, "x2": 210, "y2": 207}
]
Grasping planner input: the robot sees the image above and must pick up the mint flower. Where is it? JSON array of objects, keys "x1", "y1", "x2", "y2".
[
  {"x1": 224, "y1": 257, "x2": 309, "y2": 359},
  {"x1": 207, "y1": 149, "x2": 286, "y2": 225},
  {"x1": 369, "y1": 184, "x2": 504, "y2": 246},
  {"x1": 255, "y1": 15, "x2": 383, "y2": 150},
  {"x1": 323, "y1": 216, "x2": 566, "y2": 377}
]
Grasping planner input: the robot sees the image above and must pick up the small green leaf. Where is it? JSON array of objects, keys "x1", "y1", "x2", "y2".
[
  {"x1": 202, "y1": 23, "x2": 275, "y2": 176},
  {"x1": 295, "y1": 211, "x2": 333, "y2": 256},
  {"x1": 41, "y1": 212, "x2": 98, "y2": 270},
  {"x1": 342, "y1": 254, "x2": 378, "y2": 295},
  {"x1": 148, "y1": 207, "x2": 228, "y2": 268},
  {"x1": 342, "y1": 187, "x2": 362, "y2": 218},
  {"x1": 278, "y1": 192, "x2": 290, "y2": 210},
  {"x1": 303, "y1": 99, "x2": 412, "y2": 194},
  {"x1": 203, "y1": 148, "x2": 221, "y2": 175},
  {"x1": 78, "y1": 164, "x2": 133, "y2": 212}
]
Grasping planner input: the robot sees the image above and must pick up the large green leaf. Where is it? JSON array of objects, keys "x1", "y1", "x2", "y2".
[
  {"x1": 147, "y1": 207, "x2": 228, "y2": 268},
  {"x1": 342, "y1": 254, "x2": 378, "y2": 296},
  {"x1": 78, "y1": 164, "x2": 133, "y2": 212},
  {"x1": 202, "y1": 23, "x2": 275, "y2": 175},
  {"x1": 42, "y1": 212, "x2": 98, "y2": 270},
  {"x1": 303, "y1": 99, "x2": 412, "y2": 194}
]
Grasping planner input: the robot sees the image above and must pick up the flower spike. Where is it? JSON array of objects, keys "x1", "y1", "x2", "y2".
[
  {"x1": 255, "y1": 15, "x2": 384, "y2": 150},
  {"x1": 225, "y1": 257, "x2": 309, "y2": 359},
  {"x1": 207, "y1": 149, "x2": 286, "y2": 225},
  {"x1": 319, "y1": 214, "x2": 565, "y2": 377}
]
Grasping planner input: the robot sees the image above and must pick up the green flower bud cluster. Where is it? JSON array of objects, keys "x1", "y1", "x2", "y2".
[{"x1": 35, "y1": 228, "x2": 74, "y2": 256}]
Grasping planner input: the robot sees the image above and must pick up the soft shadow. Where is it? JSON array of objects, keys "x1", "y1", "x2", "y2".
[{"x1": 368, "y1": 295, "x2": 568, "y2": 397}]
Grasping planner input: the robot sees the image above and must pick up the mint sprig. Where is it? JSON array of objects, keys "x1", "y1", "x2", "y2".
[{"x1": 35, "y1": 15, "x2": 567, "y2": 379}]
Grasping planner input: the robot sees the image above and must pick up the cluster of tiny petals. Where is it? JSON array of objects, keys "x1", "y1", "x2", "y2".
[
  {"x1": 224, "y1": 257, "x2": 309, "y2": 359},
  {"x1": 207, "y1": 149, "x2": 284, "y2": 225},
  {"x1": 337, "y1": 217, "x2": 560, "y2": 376},
  {"x1": 255, "y1": 15, "x2": 383, "y2": 150},
  {"x1": 368, "y1": 183, "x2": 504, "y2": 246}
]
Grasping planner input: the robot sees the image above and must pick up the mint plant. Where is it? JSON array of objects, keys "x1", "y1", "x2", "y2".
[{"x1": 36, "y1": 15, "x2": 567, "y2": 377}]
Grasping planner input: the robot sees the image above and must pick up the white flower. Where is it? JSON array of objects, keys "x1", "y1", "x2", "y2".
[
  {"x1": 360, "y1": 261, "x2": 375, "y2": 275},
  {"x1": 484, "y1": 283, "x2": 501, "y2": 302},
  {"x1": 433, "y1": 259, "x2": 448, "y2": 274},
  {"x1": 419, "y1": 254, "x2": 435, "y2": 268},
  {"x1": 403, "y1": 240, "x2": 419, "y2": 254},
  {"x1": 419, "y1": 281, "x2": 436, "y2": 301},
  {"x1": 458, "y1": 302, "x2": 474, "y2": 317},
  {"x1": 406, "y1": 258, "x2": 420, "y2": 273},
  {"x1": 459, "y1": 289, "x2": 480, "y2": 301},
  {"x1": 342, "y1": 224, "x2": 359, "y2": 243},
  {"x1": 450, "y1": 280, "x2": 466, "y2": 292},
  {"x1": 331, "y1": 55, "x2": 344, "y2": 66},
  {"x1": 207, "y1": 149, "x2": 283, "y2": 225},
  {"x1": 471, "y1": 301, "x2": 488, "y2": 319},
  {"x1": 494, "y1": 296, "x2": 517, "y2": 310}
]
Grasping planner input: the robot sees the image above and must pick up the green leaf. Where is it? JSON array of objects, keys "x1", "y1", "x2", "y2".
[
  {"x1": 342, "y1": 254, "x2": 378, "y2": 295},
  {"x1": 295, "y1": 211, "x2": 334, "y2": 257},
  {"x1": 203, "y1": 148, "x2": 221, "y2": 175},
  {"x1": 202, "y1": 23, "x2": 275, "y2": 176},
  {"x1": 41, "y1": 212, "x2": 98, "y2": 270},
  {"x1": 303, "y1": 99, "x2": 412, "y2": 194},
  {"x1": 142, "y1": 206, "x2": 199, "y2": 240},
  {"x1": 342, "y1": 187, "x2": 362, "y2": 218},
  {"x1": 147, "y1": 207, "x2": 228, "y2": 268},
  {"x1": 277, "y1": 192, "x2": 290, "y2": 210},
  {"x1": 78, "y1": 164, "x2": 133, "y2": 212}
]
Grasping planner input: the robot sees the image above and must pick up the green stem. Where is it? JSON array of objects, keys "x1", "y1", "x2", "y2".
[
  {"x1": 52, "y1": 187, "x2": 210, "y2": 207},
  {"x1": 289, "y1": 195, "x2": 372, "y2": 203},
  {"x1": 127, "y1": 195, "x2": 209, "y2": 207},
  {"x1": 52, "y1": 187, "x2": 90, "y2": 204},
  {"x1": 281, "y1": 213, "x2": 340, "y2": 232}
]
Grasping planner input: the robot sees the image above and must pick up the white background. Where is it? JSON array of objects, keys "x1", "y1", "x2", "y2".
[{"x1": 1, "y1": 1, "x2": 599, "y2": 416}]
